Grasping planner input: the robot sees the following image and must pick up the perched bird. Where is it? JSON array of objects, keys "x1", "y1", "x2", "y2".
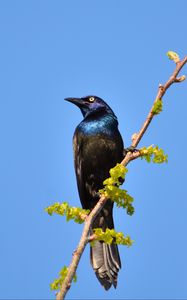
[{"x1": 65, "y1": 95, "x2": 124, "y2": 290}]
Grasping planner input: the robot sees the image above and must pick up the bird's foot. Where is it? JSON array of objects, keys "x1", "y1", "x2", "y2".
[{"x1": 123, "y1": 146, "x2": 139, "y2": 157}]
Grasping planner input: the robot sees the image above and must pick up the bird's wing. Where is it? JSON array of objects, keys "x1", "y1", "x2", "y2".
[{"x1": 73, "y1": 130, "x2": 123, "y2": 210}]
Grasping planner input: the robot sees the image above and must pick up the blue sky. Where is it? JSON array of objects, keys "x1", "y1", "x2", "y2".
[{"x1": 0, "y1": 1, "x2": 187, "y2": 299}]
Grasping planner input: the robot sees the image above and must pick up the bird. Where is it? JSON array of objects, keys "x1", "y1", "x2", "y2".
[{"x1": 65, "y1": 95, "x2": 124, "y2": 290}]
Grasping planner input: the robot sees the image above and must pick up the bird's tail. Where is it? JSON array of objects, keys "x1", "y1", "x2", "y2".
[{"x1": 90, "y1": 239, "x2": 121, "y2": 290}]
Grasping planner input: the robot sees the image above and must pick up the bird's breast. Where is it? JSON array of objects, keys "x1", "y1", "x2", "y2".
[
  {"x1": 77, "y1": 115, "x2": 118, "y2": 137},
  {"x1": 74, "y1": 118, "x2": 124, "y2": 169}
]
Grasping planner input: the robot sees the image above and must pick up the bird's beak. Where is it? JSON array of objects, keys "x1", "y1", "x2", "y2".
[
  {"x1": 64, "y1": 97, "x2": 83, "y2": 107},
  {"x1": 64, "y1": 97, "x2": 87, "y2": 110}
]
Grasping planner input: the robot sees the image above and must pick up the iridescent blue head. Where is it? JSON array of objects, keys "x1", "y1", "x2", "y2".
[{"x1": 64, "y1": 95, "x2": 115, "y2": 118}]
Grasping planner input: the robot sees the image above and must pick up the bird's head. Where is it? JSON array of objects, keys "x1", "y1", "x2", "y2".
[{"x1": 64, "y1": 95, "x2": 115, "y2": 118}]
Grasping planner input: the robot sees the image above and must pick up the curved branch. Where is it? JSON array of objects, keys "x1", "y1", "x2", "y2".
[
  {"x1": 121, "y1": 56, "x2": 187, "y2": 166},
  {"x1": 56, "y1": 55, "x2": 187, "y2": 300}
]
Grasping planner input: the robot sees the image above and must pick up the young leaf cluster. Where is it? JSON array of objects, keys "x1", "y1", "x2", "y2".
[
  {"x1": 140, "y1": 145, "x2": 168, "y2": 163},
  {"x1": 45, "y1": 202, "x2": 90, "y2": 224},
  {"x1": 93, "y1": 228, "x2": 133, "y2": 247},
  {"x1": 167, "y1": 51, "x2": 180, "y2": 63},
  {"x1": 50, "y1": 266, "x2": 77, "y2": 291},
  {"x1": 99, "y1": 164, "x2": 134, "y2": 215},
  {"x1": 152, "y1": 99, "x2": 163, "y2": 115}
]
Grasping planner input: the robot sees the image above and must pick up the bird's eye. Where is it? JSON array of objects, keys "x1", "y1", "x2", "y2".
[{"x1": 89, "y1": 97, "x2": 95, "y2": 102}]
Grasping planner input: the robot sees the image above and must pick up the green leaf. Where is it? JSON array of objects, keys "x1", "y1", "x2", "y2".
[
  {"x1": 93, "y1": 228, "x2": 133, "y2": 247},
  {"x1": 45, "y1": 202, "x2": 90, "y2": 224},
  {"x1": 140, "y1": 145, "x2": 168, "y2": 164},
  {"x1": 50, "y1": 266, "x2": 77, "y2": 291},
  {"x1": 99, "y1": 185, "x2": 134, "y2": 215},
  {"x1": 167, "y1": 51, "x2": 180, "y2": 63},
  {"x1": 100, "y1": 164, "x2": 134, "y2": 215},
  {"x1": 152, "y1": 99, "x2": 163, "y2": 115},
  {"x1": 109, "y1": 163, "x2": 128, "y2": 182}
]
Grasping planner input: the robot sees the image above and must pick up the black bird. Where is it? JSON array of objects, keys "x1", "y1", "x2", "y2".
[{"x1": 65, "y1": 95, "x2": 124, "y2": 290}]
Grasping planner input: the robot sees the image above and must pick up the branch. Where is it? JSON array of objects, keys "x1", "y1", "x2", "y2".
[
  {"x1": 56, "y1": 195, "x2": 107, "y2": 300},
  {"x1": 122, "y1": 54, "x2": 187, "y2": 166},
  {"x1": 56, "y1": 54, "x2": 187, "y2": 300}
]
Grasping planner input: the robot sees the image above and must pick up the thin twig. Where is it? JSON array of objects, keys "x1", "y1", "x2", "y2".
[
  {"x1": 121, "y1": 56, "x2": 187, "y2": 166},
  {"x1": 56, "y1": 55, "x2": 187, "y2": 300}
]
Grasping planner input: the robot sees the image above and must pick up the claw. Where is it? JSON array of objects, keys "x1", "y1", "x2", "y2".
[{"x1": 124, "y1": 146, "x2": 138, "y2": 156}]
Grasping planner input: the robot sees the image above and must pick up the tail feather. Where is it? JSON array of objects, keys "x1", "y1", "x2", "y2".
[
  {"x1": 108, "y1": 241, "x2": 121, "y2": 271},
  {"x1": 90, "y1": 240, "x2": 121, "y2": 290}
]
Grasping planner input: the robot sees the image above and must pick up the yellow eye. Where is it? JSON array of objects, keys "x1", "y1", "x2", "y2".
[{"x1": 89, "y1": 97, "x2": 95, "y2": 102}]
